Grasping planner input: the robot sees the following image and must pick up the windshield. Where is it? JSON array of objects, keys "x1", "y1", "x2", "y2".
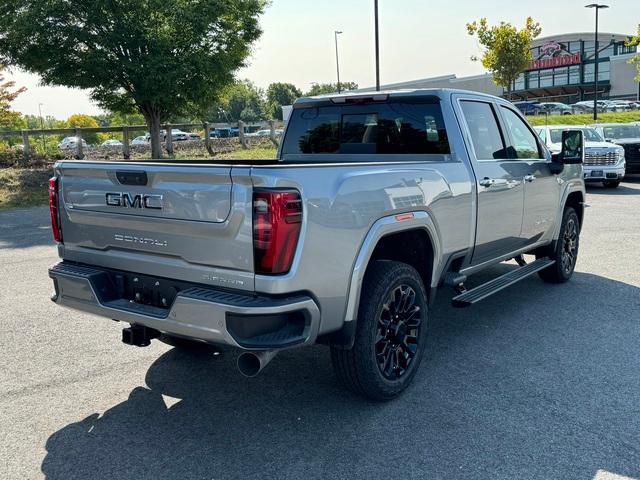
[
  {"x1": 601, "y1": 125, "x2": 640, "y2": 140},
  {"x1": 549, "y1": 128, "x2": 602, "y2": 144}
]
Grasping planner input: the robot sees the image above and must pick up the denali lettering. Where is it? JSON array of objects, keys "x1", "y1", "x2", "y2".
[
  {"x1": 114, "y1": 234, "x2": 167, "y2": 247},
  {"x1": 106, "y1": 192, "x2": 163, "y2": 209},
  {"x1": 202, "y1": 274, "x2": 245, "y2": 287}
]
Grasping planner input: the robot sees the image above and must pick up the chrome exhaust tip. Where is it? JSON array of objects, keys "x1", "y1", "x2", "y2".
[{"x1": 237, "y1": 350, "x2": 277, "y2": 377}]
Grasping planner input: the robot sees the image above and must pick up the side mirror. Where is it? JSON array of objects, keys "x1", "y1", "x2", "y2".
[{"x1": 558, "y1": 130, "x2": 584, "y2": 164}]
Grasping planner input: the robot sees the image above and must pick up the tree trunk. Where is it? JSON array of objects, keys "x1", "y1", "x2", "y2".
[{"x1": 142, "y1": 107, "x2": 163, "y2": 159}]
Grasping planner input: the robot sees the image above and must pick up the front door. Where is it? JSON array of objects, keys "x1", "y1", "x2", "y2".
[
  {"x1": 497, "y1": 105, "x2": 560, "y2": 243},
  {"x1": 456, "y1": 98, "x2": 525, "y2": 264}
]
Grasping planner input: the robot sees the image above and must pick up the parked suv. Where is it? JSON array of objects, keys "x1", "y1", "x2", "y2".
[
  {"x1": 538, "y1": 102, "x2": 573, "y2": 115},
  {"x1": 591, "y1": 123, "x2": 640, "y2": 175},
  {"x1": 535, "y1": 124, "x2": 625, "y2": 187},
  {"x1": 512, "y1": 101, "x2": 543, "y2": 116},
  {"x1": 48, "y1": 89, "x2": 586, "y2": 400}
]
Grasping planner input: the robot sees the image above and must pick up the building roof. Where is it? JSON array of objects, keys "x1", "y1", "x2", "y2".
[{"x1": 532, "y1": 32, "x2": 630, "y2": 46}]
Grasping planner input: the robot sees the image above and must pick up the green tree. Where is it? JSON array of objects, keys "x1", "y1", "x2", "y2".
[
  {"x1": 266, "y1": 82, "x2": 302, "y2": 120},
  {"x1": 305, "y1": 82, "x2": 358, "y2": 96},
  {"x1": 66, "y1": 114, "x2": 100, "y2": 145},
  {"x1": 0, "y1": 0, "x2": 267, "y2": 158},
  {"x1": 207, "y1": 80, "x2": 265, "y2": 123},
  {"x1": 466, "y1": 17, "x2": 542, "y2": 99},
  {"x1": 0, "y1": 66, "x2": 26, "y2": 130},
  {"x1": 627, "y1": 25, "x2": 640, "y2": 81}
]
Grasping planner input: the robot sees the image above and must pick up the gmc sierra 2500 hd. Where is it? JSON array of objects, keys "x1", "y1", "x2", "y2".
[{"x1": 48, "y1": 89, "x2": 586, "y2": 400}]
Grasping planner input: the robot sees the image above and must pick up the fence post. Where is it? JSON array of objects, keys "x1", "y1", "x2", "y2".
[
  {"x1": 21, "y1": 130, "x2": 30, "y2": 164},
  {"x1": 122, "y1": 125, "x2": 130, "y2": 160},
  {"x1": 269, "y1": 120, "x2": 279, "y2": 147},
  {"x1": 238, "y1": 121, "x2": 247, "y2": 149},
  {"x1": 203, "y1": 122, "x2": 214, "y2": 155},
  {"x1": 75, "y1": 128, "x2": 84, "y2": 159},
  {"x1": 165, "y1": 124, "x2": 174, "y2": 155}
]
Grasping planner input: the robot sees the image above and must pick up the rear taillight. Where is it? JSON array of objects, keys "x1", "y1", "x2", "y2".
[
  {"x1": 253, "y1": 189, "x2": 302, "y2": 275},
  {"x1": 48, "y1": 176, "x2": 62, "y2": 243}
]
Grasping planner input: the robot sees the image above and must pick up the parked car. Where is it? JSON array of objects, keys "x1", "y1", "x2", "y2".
[
  {"x1": 535, "y1": 124, "x2": 625, "y2": 188},
  {"x1": 131, "y1": 136, "x2": 149, "y2": 146},
  {"x1": 58, "y1": 137, "x2": 88, "y2": 150},
  {"x1": 591, "y1": 123, "x2": 640, "y2": 174},
  {"x1": 157, "y1": 129, "x2": 189, "y2": 142},
  {"x1": 538, "y1": 102, "x2": 573, "y2": 115},
  {"x1": 48, "y1": 88, "x2": 586, "y2": 400},
  {"x1": 100, "y1": 139, "x2": 123, "y2": 147},
  {"x1": 607, "y1": 100, "x2": 638, "y2": 111},
  {"x1": 512, "y1": 101, "x2": 543, "y2": 116},
  {"x1": 210, "y1": 127, "x2": 239, "y2": 138},
  {"x1": 246, "y1": 129, "x2": 278, "y2": 138},
  {"x1": 602, "y1": 100, "x2": 630, "y2": 112}
]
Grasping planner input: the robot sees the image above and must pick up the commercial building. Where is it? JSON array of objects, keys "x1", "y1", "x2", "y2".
[{"x1": 358, "y1": 32, "x2": 639, "y2": 102}]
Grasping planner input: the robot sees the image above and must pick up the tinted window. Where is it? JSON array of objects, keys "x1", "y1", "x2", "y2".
[
  {"x1": 460, "y1": 101, "x2": 507, "y2": 160},
  {"x1": 282, "y1": 101, "x2": 450, "y2": 156},
  {"x1": 500, "y1": 107, "x2": 544, "y2": 159}
]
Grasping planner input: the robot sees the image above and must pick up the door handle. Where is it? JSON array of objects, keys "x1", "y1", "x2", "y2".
[
  {"x1": 524, "y1": 174, "x2": 536, "y2": 183},
  {"x1": 479, "y1": 177, "x2": 508, "y2": 188}
]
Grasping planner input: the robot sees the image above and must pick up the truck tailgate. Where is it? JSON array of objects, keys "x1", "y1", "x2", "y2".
[{"x1": 55, "y1": 162, "x2": 255, "y2": 291}]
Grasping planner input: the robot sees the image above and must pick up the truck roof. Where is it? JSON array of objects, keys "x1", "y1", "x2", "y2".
[{"x1": 294, "y1": 88, "x2": 503, "y2": 107}]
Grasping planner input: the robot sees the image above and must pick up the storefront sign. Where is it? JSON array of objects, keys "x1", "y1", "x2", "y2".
[{"x1": 528, "y1": 41, "x2": 581, "y2": 70}]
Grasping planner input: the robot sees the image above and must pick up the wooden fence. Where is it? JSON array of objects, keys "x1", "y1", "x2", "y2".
[{"x1": 0, "y1": 120, "x2": 281, "y2": 162}]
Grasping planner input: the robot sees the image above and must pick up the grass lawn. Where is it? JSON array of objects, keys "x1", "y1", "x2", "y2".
[
  {"x1": 0, "y1": 167, "x2": 53, "y2": 210},
  {"x1": 527, "y1": 110, "x2": 640, "y2": 126},
  {"x1": 215, "y1": 145, "x2": 277, "y2": 160}
]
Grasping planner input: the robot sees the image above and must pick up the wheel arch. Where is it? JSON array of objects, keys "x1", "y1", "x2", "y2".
[{"x1": 326, "y1": 211, "x2": 441, "y2": 348}]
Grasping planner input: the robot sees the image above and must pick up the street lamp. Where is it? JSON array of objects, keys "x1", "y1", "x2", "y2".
[
  {"x1": 585, "y1": 3, "x2": 609, "y2": 121},
  {"x1": 334, "y1": 30, "x2": 343, "y2": 93},
  {"x1": 374, "y1": 0, "x2": 380, "y2": 91}
]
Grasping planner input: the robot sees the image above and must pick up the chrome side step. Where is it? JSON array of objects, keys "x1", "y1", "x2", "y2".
[{"x1": 451, "y1": 258, "x2": 555, "y2": 308}]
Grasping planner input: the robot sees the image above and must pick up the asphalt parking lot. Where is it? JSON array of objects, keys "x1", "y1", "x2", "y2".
[{"x1": 1, "y1": 178, "x2": 639, "y2": 480}]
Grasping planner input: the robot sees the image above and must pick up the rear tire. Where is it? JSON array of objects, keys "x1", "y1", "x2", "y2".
[
  {"x1": 603, "y1": 180, "x2": 620, "y2": 188},
  {"x1": 537, "y1": 207, "x2": 580, "y2": 283},
  {"x1": 331, "y1": 261, "x2": 428, "y2": 401}
]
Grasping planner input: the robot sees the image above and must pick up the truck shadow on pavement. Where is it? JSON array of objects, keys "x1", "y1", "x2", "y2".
[{"x1": 41, "y1": 267, "x2": 640, "y2": 480}]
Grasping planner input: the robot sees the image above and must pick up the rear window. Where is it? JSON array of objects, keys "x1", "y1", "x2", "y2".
[{"x1": 281, "y1": 100, "x2": 450, "y2": 158}]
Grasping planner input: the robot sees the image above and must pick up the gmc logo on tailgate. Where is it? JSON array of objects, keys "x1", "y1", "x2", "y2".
[{"x1": 105, "y1": 192, "x2": 163, "y2": 210}]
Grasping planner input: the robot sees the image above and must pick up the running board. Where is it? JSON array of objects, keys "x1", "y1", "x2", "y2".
[{"x1": 451, "y1": 258, "x2": 555, "y2": 308}]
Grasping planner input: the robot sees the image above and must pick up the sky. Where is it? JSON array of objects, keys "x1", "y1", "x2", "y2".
[{"x1": 5, "y1": 0, "x2": 639, "y2": 119}]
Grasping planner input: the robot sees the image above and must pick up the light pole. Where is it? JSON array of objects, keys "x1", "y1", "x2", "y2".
[
  {"x1": 374, "y1": 0, "x2": 380, "y2": 91},
  {"x1": 334, "y1": 30, "x2": 343, "y2": 93},
  {"x1": 585, "y1": 3, "x2": 609, "y2": 121}
]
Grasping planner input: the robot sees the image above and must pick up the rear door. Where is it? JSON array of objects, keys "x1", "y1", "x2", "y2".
[
  {"x1": 497, "y1": 105, "x2": 559, "y2": 244},
  {"x1": 56, "y1": 161, "x2": 255, "y2": 290},
  {"x1": 455, "y1": 97, "x2": 525, "y2": 264}
]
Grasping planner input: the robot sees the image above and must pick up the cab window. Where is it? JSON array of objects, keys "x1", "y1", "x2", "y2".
[
  {"x1": 459, "y1": 100, "x2": 508, "y2": 160},
  {"x1": 500, "y1": 107, "x2": 544, "y2": 159}
]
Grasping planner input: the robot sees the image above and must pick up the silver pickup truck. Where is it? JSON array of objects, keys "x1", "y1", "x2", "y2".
[{"x1": 48, "y1": 89, "x2": 586, "y2": 400}]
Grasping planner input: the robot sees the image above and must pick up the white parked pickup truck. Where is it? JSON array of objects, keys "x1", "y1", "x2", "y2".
[{"x1": 534, "y1": 125, "x2": 625, "y2": 188}]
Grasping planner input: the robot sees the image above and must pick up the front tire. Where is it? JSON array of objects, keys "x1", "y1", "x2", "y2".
[
  {"x1": 331, "y1": 261, "x2": 428, "y2": 401},
  {"x1": 603, "y1": 180, "x2": 620, "y2": 188},
  {"x1": 537, "y1": 207, "x2": 580, "y2": 283}
]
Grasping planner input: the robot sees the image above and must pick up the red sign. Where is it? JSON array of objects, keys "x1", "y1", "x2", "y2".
[{"x1": 528, "y1": 52, "x2": 581, "y2": 70}]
